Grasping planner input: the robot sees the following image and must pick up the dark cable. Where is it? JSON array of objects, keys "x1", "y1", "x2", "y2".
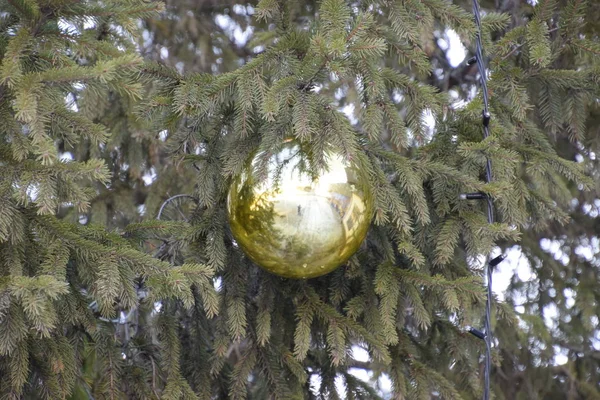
[{"x1": 470, "y1": 1, "x2": 496, "y2": 399}]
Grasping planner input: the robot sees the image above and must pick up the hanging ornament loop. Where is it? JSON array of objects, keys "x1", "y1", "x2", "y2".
[{"x1": 460, "y1": 1, "x2": 504, "y2": 399}]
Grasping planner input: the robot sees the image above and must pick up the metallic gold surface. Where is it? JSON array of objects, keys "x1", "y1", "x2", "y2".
[{"x1": 227, "y1": 141, "x2": 372, "y2": 279}]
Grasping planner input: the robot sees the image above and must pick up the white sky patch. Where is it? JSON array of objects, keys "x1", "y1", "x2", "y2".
[
  {"x1": 346, "y1": 347, "x2": 393, "y2": 396},
  {"x1": 334, "y1": 375, "x2": 347, "y2": 399},
  {"x1": 307, "y1": 346, "x2": 388, "y2": 399},
  {"x1": 378, "y1": 374, "x2": 393, "y2": 395},
  {"x1": 492, "y1": 246, "x2": 535, "y2": 289},
  {"x1": 445, "y1": 29, "x2": 467, "y2": 67},
  {"x1": 232, "y1": 4, "x2": 246, "y2": 14},
  {"x1": 142, "y1": 29, "x2": 153, "y2": 49},
  {"x1": 160, "y1": 47, "x2": 169, "y2": 60},
  {"x1": 564, "y1": 288, "x2": 576, "y2": 309},
  {"x1": 142, "y1": 168, "x2": 157, "y2": 186},
  {"x1": 215, "y1": 14, "x2": 254, "y2": 46},
  {"x1": 575, "y1": 243, "x2": 593, "y2": 262},
  {"x1": 540, "y1": 238, "x2": 570, "y2": 266},
  {"x1": 352, "y1": 346, "x2": 369, "y2": 362},
  {"x1": 159, "y1": 130, "x2": 168, "y2": 141},
  {"x1": 213, "y1": 277, "x2": 222, "y2": 292},
  {"x1": 24, "y1": 184, "x2": 39, "y2": 202},
  {"x1": 392, "y1": 90, "x2": 403, "y2": 103},
  {"x1": 491, "y1": 261, "x2": 511, "y2": 301},
  {"x1": 348, "y1": 369, "x2": 370, "y2": 386},
  {"x1": 57, "y1": 18, "x2": 76, "y2": 33},
  {"x1": 83, "y1": 17, "x2": 95, "y2": 29},
  {"x1": 515, "y1": 305, "x2": 525, "y2": 314},
  {"x1": 450, "y1": 87, "x2": 471, "y2": 109},
  {"x1": 232, "y1": 4, "x2": 254, "y2": 15},
  {"x1": 480, "y1": 246, "x2": 517, "y2": 301},
  {"x1": 575, "y1": 238, "x2": 598, "y2": 261},
  {"x1": 496, "y1": 240, "x2": 598, "y2": 368},
  {"x1": 553, "y1": 346, "x2": 568, "y2": 365},
  {"x1": 422, "y1": 109, "x2": 435, "y2": 139},
  {"x1": 342, "y1": 104, "x2": 358, "y2": 125},
  {"x1": 153, "y1": 302, "x2": 163, "y2": 315},
  {"x1": 543, "y1": 303, "x2": 559, "y2": 330},
  {"x1": 582, "y1": 201, "x2": 599, "y2": 218},
  {"x1": 60, "y1": 152, "x2": 74, "y2": 162},
  {"x1": 65, "y1": 93, "x2": 79, "y2": 112},
  {"x1": 437, "y1": 36, "x2": 449, "y2": 51},
  {"x1": 309, "y1": 374, "x2": 322, "y2": 396}
]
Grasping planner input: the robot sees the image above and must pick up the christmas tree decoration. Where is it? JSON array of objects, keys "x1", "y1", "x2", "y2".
[{"x1": 227, "y1": 140, "x2": 373, "y2": 279}]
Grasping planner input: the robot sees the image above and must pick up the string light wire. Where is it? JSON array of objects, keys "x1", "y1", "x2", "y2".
[{"x1": 466, "y1": 1, "x2": 504, "y2": 399}]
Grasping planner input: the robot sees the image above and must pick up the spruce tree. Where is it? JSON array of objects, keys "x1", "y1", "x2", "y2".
[
  {"x1": 0, "y1": 1, "x2": 216, "y2": 399},
  {"x1": 1, "y1": 0, "x2": 599, "y2": 399}
]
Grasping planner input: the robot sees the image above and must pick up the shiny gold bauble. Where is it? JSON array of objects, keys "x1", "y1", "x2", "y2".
[{"x1": 227, "y1": 140, "x2": 373, "y2": 279}]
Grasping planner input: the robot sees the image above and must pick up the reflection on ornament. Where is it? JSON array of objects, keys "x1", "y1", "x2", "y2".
[{"x1": 227, "y1": 140, "x2": 373, "y2": 279}]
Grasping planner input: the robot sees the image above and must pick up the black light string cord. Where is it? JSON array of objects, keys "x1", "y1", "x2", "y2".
[
  {"x1": 473, "y1": 0, "x2": 494, "y2": 398},
  {"x1": 462, "y1": 1, "x2": 505, "y2": 400}
]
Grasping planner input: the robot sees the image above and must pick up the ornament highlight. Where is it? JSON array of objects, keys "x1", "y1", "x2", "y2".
[{"x1": 227, "y1": 140, "x2": 372, "y2": 279}]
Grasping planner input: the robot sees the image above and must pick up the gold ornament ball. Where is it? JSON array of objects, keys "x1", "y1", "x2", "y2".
[{"x1": 227, "y1": 140, "x2": 373, "y2": 279}]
